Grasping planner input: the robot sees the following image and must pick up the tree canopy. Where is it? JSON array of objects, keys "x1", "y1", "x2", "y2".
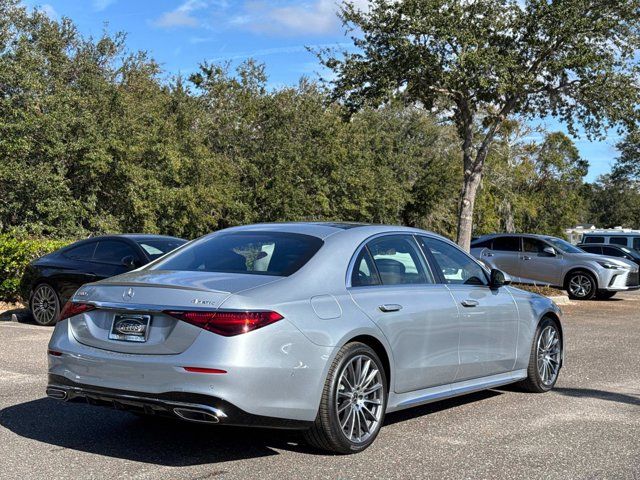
[
  {"x1": 322, "y1": 0, "x2": 640, "y2": 249},
  {"x1": 0, "y1": 0, "x2": 635, "y2": 243}
]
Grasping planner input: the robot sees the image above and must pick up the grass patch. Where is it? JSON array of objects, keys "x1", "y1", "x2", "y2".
[{"x1": 511, "y1": 283, "x2": 564, "y2": 297}]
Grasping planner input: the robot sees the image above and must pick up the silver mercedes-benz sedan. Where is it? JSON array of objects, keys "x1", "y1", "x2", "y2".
[{"x1": 47, "y1": 223, "x2": 564, "y2": 453}]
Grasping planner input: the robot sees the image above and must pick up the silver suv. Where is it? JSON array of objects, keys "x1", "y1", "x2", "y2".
[{"x1": 471, "y1": 234, "x2": 640, "y2": 300}]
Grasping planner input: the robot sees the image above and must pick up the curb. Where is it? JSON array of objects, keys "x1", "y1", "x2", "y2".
[{"x1": 547, "y1": 295, "x2": 573, "y2": 305}]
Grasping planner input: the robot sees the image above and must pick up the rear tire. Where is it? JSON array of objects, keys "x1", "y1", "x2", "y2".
[
  {"x1": 304, "y1": 342, "x2": 388, "y2": 454},
  {"x1": 595, "y1": 290, "x2": 617, "y2": 300},
  {"x1": 566, "y1": 271, "x2": 597, "y2": 300},
  {"x1": 29, "y1": 283, "x2": 60, "y2": 326},
  {"x1": 517, "y1": 317, "x2": 562, "y2": 393}
]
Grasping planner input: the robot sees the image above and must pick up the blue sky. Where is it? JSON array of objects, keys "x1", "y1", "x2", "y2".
[{"x1": 26, "y1": 0, "x2": 621, "y2": 182}]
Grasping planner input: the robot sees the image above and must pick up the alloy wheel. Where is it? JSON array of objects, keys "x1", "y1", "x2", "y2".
[
  {"x1": 335, "y1": 354, "x2": 384, "y2": 444},
  {"x1": 569, "y1": 274, "x2": 593, "y2": 298},
  {"x1": 536, "y1": 325, "x2": 561, "y2": 386},
  {"x1": 31, "y1": 284, "x2": 59, "y2": 325}
]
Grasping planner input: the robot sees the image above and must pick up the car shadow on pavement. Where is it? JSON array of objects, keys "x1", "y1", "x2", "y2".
[
  {"x1": 0, "y1": 398, "x2": 302, "y2": 465},
  {"x1": 553, "y1": 387, "x2": 640, "y2": 406},
  {"x1": 0, "y1": 391, "x2": 505, "y2": 462},
  {"x1": 384, "y1": 390, "x2": 502, "y2": 426},
  {"x1": 0, "y1": 307, "x2": 33, "y2": 323}
]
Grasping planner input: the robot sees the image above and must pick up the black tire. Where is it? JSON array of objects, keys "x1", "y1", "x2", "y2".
[
  {"x1": 29, "y1": 283, "x2": 60, "y2": 326},
  {"x1": 517, "y1": 317, "x2": 562, "y2": 393},
  {"x1": 566, "y1": 270, "x2": 597, "y2": 300},
  {"x1": 595, "y1": 290, "x2": 617, "y2": 300},
  {"x1": 304, "y1": 342, "x2": 388, "y2": 454}
]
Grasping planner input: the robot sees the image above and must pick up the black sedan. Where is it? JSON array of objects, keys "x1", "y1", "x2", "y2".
[
  {"x1": 578, "y1": 243, "x2": 640, "y2": 267},
  {"x1": 21, "y1": 234, "x2": 187, "y2": 325}
]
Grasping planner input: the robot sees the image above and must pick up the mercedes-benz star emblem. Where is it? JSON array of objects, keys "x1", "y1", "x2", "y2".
[{"x1": 123, "y1": 287, "x2": 135, "y2": 301}]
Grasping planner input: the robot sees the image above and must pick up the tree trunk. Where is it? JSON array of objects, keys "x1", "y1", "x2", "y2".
[{"x1": 456, "y1": 164, "x2": 482, "y2": 251}]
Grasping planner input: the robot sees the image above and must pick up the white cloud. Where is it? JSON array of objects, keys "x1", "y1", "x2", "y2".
[
  {"x1": 242, "y1": 0, "x2": 370, "y2": 35},
  {"x1": 40, "y1": 3, "x2": 58, "y2": 19},
  {"x1": 153, "y1": 0, "x2": 211, "y2": 28},
  {"x1": 153, "y1": 0, "x2": 369, "y2": 34},
  {"x1": 93, "y1": 0, "x2": 116, "y2": 11}
]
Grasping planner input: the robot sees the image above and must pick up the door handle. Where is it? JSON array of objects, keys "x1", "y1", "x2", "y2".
[
  {"x1": 521, "y1": 256, "x2": 531, "y2": 261},
  {"x1": 461, "y1": 299, "x2": 479, "y2": 308},
  {"x1": 379, "y1": 304, "x2": 403, "y2": 312},
  {"x1": 483, "y1": 252, "x2": 494, "y2": 257}
]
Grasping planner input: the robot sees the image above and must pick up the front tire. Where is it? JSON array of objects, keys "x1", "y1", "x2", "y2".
[
  {"x1": 30, "y1": 283, "x2": 60, "y2": 326},
  {"x1": 566, "y1": 271, "x2": 597, "y2": 300},
  {"x1": 304, "y1": 342, "x2": 388, "y2": 454},
  {"x1": 517, "y1": 317, "x2": 562, "y2": 393}
]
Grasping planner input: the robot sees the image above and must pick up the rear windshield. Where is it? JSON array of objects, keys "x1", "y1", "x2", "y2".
[
  {"x1": 150, "y1": 231, "x2": 323, "y2": 276},
  {"x1": 137, "y1": 239, "x2": 187, "y2": 260}
]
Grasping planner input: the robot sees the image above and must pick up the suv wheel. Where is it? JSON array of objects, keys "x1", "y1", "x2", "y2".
[
  {"x1": 30, "y1": 283, "x2": 60, "y2": 326},
  {"x1": 566, "y1": 271, "x2": 596, "y2": 300},
  {"x1": 304, "y1": 342, "x2": 388, "y2": 454}
]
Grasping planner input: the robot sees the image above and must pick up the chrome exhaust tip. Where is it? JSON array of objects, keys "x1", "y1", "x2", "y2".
[
  {"x1": 173, "y1": 407, "x2": 221, "y2": 424},
  {"x1": 46, "y1": 387, "x2": 68, "y2": 400}
]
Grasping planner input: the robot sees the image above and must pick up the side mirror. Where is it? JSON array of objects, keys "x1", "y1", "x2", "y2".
[
  {"x1": 121, "y1": 255, "x2": 137, "y2": 269},
  {"x1": 490, "y1": 269, "x2": 511, "y2": 289},
  {"x1": 542, "y1": 246, "x2": 557, "y2": 256}
]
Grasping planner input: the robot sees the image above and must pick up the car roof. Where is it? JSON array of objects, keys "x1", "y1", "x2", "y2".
[
  {"x1": 217, "y1": 222, "x2": 434, "y2": 240},
  {"x1": 472, "y1": 233, "x2": 561, "y2": 242},
  {"x1": 62, "y1": 234, "x2": 186, "y2": 249}
]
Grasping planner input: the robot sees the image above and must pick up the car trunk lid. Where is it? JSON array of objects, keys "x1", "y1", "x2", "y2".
[{"x1": 67, "y1": 270, "x2": 282, "y2": 354}]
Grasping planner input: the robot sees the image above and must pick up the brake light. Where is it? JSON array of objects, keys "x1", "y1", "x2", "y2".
[
  {"x1": 164, "y1": 310, "x2": 283, "y2": 336},
  {"x1": 59, "y1": 302, "x2": 96, "y2": 321}
]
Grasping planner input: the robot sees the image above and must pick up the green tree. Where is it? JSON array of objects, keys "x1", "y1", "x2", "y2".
[{"x1": 322, "y1": 0, "x2": 640, "y2": 249}]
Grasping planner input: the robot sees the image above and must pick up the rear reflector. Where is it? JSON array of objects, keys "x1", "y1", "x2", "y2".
[
  {"x1": 47, "y1": 350, "x2": 63, "y2": 357},
  {"x1": 59, "y1": 302, "x2": 96, "y2": 321},
  {"x1": 182, "y1": 367, "x2": 227, "y2": 374},
  {"x1": 163, "y1": 310, "x2": 283, "y2": 336}
]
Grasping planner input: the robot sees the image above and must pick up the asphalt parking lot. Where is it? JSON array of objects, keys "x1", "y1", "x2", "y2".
[{"x1": 0, "y1": 294, "x2": 638, "y2": 480}]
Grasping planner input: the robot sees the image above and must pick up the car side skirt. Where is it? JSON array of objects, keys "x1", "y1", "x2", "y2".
[{"x1": 386, "y1": 369, "x2": 528, "y2": 413}]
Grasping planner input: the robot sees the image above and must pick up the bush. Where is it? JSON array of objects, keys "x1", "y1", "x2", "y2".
[{"x1": 0, "y1": 235, "x2": 70, "y2": 302}]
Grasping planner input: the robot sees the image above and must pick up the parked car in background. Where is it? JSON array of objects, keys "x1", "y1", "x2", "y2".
[
  {"x1": 578, "y1": 243, "x2": 640, "y2": 267},
  {"x1": 581, "y1": 230, "x2": 640, "y2": 251},
  {"x1": 46, "y1": 223, "x2": 563, "y2": 454},
  {"x1": 471, "y1": 234, "x2": 640, "y2": 300},
  {"x1": 21, "y1": 234, "x2": 187, "y2": 326}
]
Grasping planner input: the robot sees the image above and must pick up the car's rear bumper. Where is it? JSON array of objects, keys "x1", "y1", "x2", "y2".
[
  {"x1": 48, "y1": 319, "x2": 332, "y2": 423},
  {"x1": 46, "y1": 374, "x2": 313, "y2": 429}
]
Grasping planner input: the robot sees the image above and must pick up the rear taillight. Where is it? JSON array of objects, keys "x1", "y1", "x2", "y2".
[
  {"x1": 59, "y1": 302, "x2": 96, "y2": 321},
  {"x1": 164, "y1": 310, "x2": 283, "y2": 336}
]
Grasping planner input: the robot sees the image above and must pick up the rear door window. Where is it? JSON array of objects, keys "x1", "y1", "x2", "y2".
[
  {"x1": 634, "y1": 238, "x2": 640, "y2": 250},
  {"x1": 493, "y1": 236, "x2": 521, "y2": 252}
]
